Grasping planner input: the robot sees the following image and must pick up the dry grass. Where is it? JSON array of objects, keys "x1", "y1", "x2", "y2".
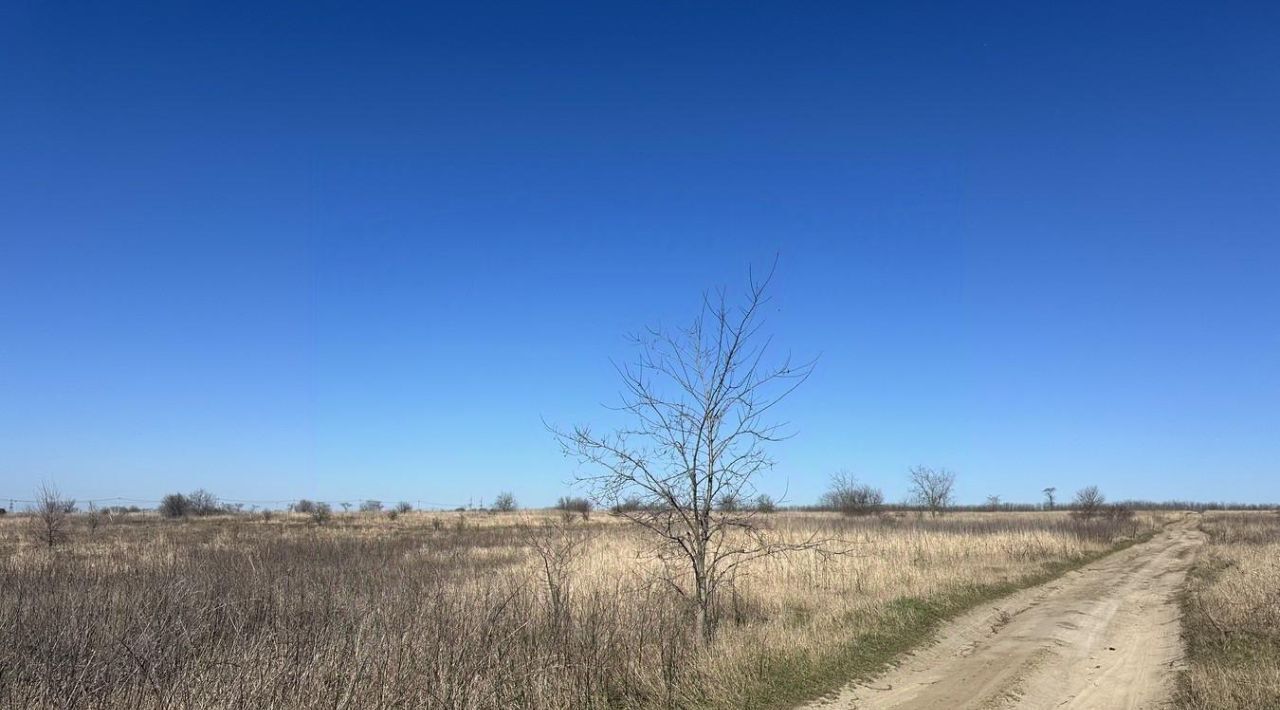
[
  {"x1": 1177, "y1": 511, "x2": 1280, "y2": 709},
  {"x1": 0, "y1": 509, "x2": 1162, "y2": 709}
]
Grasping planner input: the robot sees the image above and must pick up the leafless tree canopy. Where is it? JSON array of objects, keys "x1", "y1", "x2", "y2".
[
  {"x1": 1073, "y1": 485, "x2": 1106, "y2": 520},
  {"x1": 492, "y1": 492, "x2": 518, "y2": 512},
  {"x1": 29, "y1": 483, "x2": 73, "y2": 549},
  {"x1": 556, "y1": 496, "x2": 592, "y2": 521},
  {"x1": 553, "y1": 266, "x2": 816, "y2": 641},
  {"x1": 908, "y1": 466, "x2": 955, "y2": 517},
  {"x1": 820, "y1": 471, "x2": 884, "y2": 516},
  {"x1": 1043, "y1": 486, "x2": 1057, "y2": 510}
]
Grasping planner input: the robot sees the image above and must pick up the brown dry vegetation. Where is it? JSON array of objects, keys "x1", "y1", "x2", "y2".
[
  {"x1": 0, "y1": 509, "x2": 1162, "y2": 709},
  {"x1": 1177, "y1": 511, "x2": 1280, "y2": 709}
]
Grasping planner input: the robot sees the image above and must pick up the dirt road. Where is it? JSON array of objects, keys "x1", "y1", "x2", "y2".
[{"x1": 801, "y1": 517, "x2": 1205, "y2": 710}]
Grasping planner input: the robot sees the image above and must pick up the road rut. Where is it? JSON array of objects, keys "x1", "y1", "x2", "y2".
[{"x1": 800, "y1": 517, "x2": 1204, "y2": 709}]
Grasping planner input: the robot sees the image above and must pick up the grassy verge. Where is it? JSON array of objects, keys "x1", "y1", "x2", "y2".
[
  {"x1": 1176, "y1": 512, "x2": 1280, "y2": 709},
  {"x1": 711, "y1": 530, "x2": 1155, "y2": 710}
]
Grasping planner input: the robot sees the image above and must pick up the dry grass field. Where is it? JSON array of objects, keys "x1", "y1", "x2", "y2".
[
  {"x1": 1177, "y1": 511, "x2": 1280, "y2": 709},
  {"x1": 0, "y1": 509, "x2": 1162, "y2": 709}
]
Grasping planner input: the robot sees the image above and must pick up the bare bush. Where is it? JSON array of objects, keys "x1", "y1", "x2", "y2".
[
  {"x1": 160, "y1": 493, "x2": 190, "y2": 518},
  {"x1": 524, "y1": 517, "x2": 593, "y2": 631},
  {"x1": 610, "y1": 495, "x2": 645, "y2": 514},
  {"x1": 908, "y1": 466, "x2": 956, "y2": 517},
  {"x1": 188, "y1": 489, "x2": 222, "y2": 516},
  {"x1": 86, "y1": 503, "x2": 106, "y2": 535},
  {"x1": 1072, "y1": 485, "x2": 1105, "y2": 520},
  {"x1": 492, "y1": 492, "x2": 517, "y2": 512},
  {"x1": 556, "y1": 496, "x2": 592, "y2": 521},
  {"x1": 754, "y1": 494, "x2": 777, "y2": 514},
  {"x1": 29, "y1": 483, "x2": 72, "y2": 549},
  {"x1": 309, "y1": 502, "x2": 333, "y2": 525},
  {"x1": 820, "y1": 471, "x2": 884, "y2": 516},
  {"x1": 394, "y1": 501, "x2": 413, "y2": 514},
  {"x1": 360, "y1": 500, "x2": 383, "y2": 513}
]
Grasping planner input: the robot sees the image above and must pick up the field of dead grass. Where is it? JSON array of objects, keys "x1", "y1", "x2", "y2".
[{"x1": 0, "y1": 509, "x2": 1162, "y2": 709}]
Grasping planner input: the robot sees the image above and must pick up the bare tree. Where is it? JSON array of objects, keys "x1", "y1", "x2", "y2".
[
  {"x1": 1043, "y1": 486, "x2": 1057, "y2": 510},
  {"x1": 159, "y1": 493, "x2": 190, "y2": 518},
  {"x1": 820, "y1": 471, "x2": 884, "y2": 516},
  {"x1": 1072, "y1": 485, "x2": 1105, "y2": 520},
  {"x1": 553, "y1": 266, "x2": 817, "y2": 642},
  {"x1": 556, "y1": 496, "x2": 592, "y2": 521},
  {"x1": 754, "y1": 493, "x2": 777, "y2": 514},
  {"x1": 524, "y1": 517, "x2": 593, "y2": 632},
  {"x1": 492, "y1": 492, "x2": 518, "y2": 512},
  {"x1": 715, "y1": 491, "x2": 741, "y2": 512},
  {"x1": 908, "y1": 466, "x2": 955, "y2": 517},
  {"x1": 29, "y1": 483, "x2": 73, "y2": 549},
  {"x1": 309, "y1": 502, "x2": 333, "y2": 525},
  {"x1": 188, "y1": 489, "x2": 222, "y2": 516},
  {"x1": 359, "y1": 499, "x2": 383, "y2": 513},
  {"x1": 985, "y1": 494, "x2": 1002, "y2": 512}
]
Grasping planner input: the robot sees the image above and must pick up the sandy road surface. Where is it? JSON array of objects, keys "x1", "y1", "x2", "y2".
[{"x1": 801, "y1": 517, "x2": 1204, "y2": 710}]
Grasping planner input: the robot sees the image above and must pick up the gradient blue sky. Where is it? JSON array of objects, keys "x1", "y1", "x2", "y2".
[{"x1": 2, "y1": 2, "x2": 1277, "y2": 508}]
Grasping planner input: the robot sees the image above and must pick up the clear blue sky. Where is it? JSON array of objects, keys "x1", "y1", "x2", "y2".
[{"x1": 2, "y1": 2, "x2": 1277, "y2": 508}]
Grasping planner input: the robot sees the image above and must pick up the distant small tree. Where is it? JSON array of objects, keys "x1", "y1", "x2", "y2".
[
  {"x1": 394, "y1": 501, "x2": 413, "y2": 514},
  {"x1": 159, "y1": 493, "x2": 190, "y2": 518},
  {"x1": 821, "y1": 471, "x2": 884, "y2": 516},
  {"x1": 1072, "y1": 486, "x2": 1105, "y2": 520},
  {"x1": 556, "y1": 496, "x2": 592, "y2": 521},
  {"x1": 985, "y1": 494, "x2": 1002, "y2": 512},
  {"x1": 1103, "y1": 503, "x2": 1135, "y2": 522},
  {"x1": 1043, "y1": 487, "x2": 1057, "y2": 510},
  {"x1": 188, "y1": 489, "x2": 221, "y2": 516},
  {"x1": 908, "y1": 466, "x2": 955, "y2": 517},
  {"x1": 30, "y1": 483, "x2": 72, "y2": 549},
  {"x1": 293, "y1": 499, "x2": 317, "y2": 514},
  {"x1": 755, "y1": 493, "x2": 777, "y2": 514},
  {"x1": 610, "y1": 495, "x2": 645, "y2": 514},
  {"x1": 493, "y1": 492, "x2": 517, "y2": 512},
  {"x1": 360, "y1": 499, "x2": 383, "y2": 513},
  {"x1": 86, "y1": 502, "x2": 106, "y2": 534},
  {"x1": 715, "y1": 491, "x2": 741, "y2": 512},
  {"x1": 309, "y1": 502, "x2": 333, "y2": 525}
]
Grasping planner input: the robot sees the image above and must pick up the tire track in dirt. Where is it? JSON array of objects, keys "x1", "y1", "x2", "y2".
[{"x1": 800, "y1": 516, "x2": 1204, "y2": 709}]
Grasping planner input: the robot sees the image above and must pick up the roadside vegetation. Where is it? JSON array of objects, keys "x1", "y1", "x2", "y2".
[{"x1": 1177, "y1": 511, "x2": 1280, "y2": 709}]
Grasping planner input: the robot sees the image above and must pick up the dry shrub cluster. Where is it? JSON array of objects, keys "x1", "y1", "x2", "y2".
[
  {"x1": 1177, "y1": 511, "x2": 1280, "y2": 709},
  {"x1": 0, "y1": 510, "x2": 1158, "y2": 709}
]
